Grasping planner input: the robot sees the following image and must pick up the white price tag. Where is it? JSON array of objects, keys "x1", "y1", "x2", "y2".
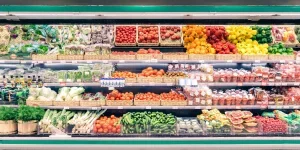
[
  {"x1": 43, "y1": 83, "x2": 48, "y2": 86},
  {"x1": 254, "y1": 60, "x2": 260, "y2": 63},
  {"x1": 144, "y1": 60, "x2": 151, "y2": 63},
  {"x1": 78, "y1": 83, "x2": 84, "y2": 86},
  {"x1": 63, "y1": 107, "x2": 69, "y2": 110},
  {"x1": 280, "y1": 60, "x2": 286, "y2": 63},
  {"x1": 151, "y1": 59, "x2": 158, "y2": 62},
  {"x1": 205, "y1": 106, "x2": 212, "y2": 109},
  {"x1": 198, "y1": 60, "x2": 205, "y2": 63},
  {"x1": 236, "y1": 105, "x2": 241, "y2": 109},
  {"x1": 32, "y1": 61, "x2": 37, "y2": 64},
  {"x1": 38, "y1": 61, "x2": 44, "y2": 63},
  {"x1": 283, "y1": 106, "x2": 289, "y2": 109},
  {"x1": 91, "y1": 107, "x2": 97, "y2": 110},
  {"x1": 119, "y1": 60, "x2": 125, "y2": 63},
  {"x1": 60, "y1": 60, "x2": 66, "y2": 63},
  {"x1": 172, "y1": 60, "x2": 178, "y2": 63},
  {"x1": 195, "y1": 106, "x2": 201, "y2": 109},
  {"x1": 117, "y1": 106, "x2": 123, "y2": 109},
  {"x1": 108, "y1": 87, "x2": 115, "y2": 90},
  {"x1": 276, "y1": 106, "x2": 282, "y2": 109},
  {"x1": 282, "y1": 83, "x2": 287, "y2": 86},
  {"x1": 103, "y1": 60, "x2": 109, "y2": 63},
  {"x1": 294, "y1": 83, "x2": 300, "y2": 86},
  {"x1": 275, "y1": 83, "x2": 281, "y2": 86},
  {"x1": 227, "y1": 60, "x2": 233, "y2": 63},
  {"x1": 46, "y1": 61, "x2": 52, "y2": 64},
  {"x1": 167, "y1": 83, "x2": 174, "y2": 86},
  {"x1": 196, "y1": 98, "x2": 200, "y2": 103},
  {"x1": 87, "y1": 61, "x2": 92, "y2": 64},
  {"x1": 20, "y1": 61, "x2": 26, "y2": 64},
  {"x1": 149, "y1": 82, "x2": 155, "y2": 86},
  {"x1": 0, "y1": 60, "x2": 4, "y2": 63},
  {"x1": 126, "y1": 83, "x2": 133, "y2": 86},
  {"x1": 71, "y1": 60, "x2": 77, "y2": 64},
  {"x1": 172, "y1": 106, "x2": 178, "y2": 109},
  {"x1": 145, "y1": 106, "x2": 151, "y2": 109}
]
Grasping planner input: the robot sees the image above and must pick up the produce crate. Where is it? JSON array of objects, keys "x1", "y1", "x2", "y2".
[
  {"x1": 177, "y1": 117, "x2": 204, "y2": 136},
  {"x1": 268, "y1": 54, "x2": 295, "y2": 61},
  {"x1": 199, "y1": 120, "x2": 232, "y2": 136},
  {"x1": 109, "y1": 54, "x2": 136, "y2": 60},
  {"x1": 79, "y1": 100, "x2": 105, "y2": 107},
  {"x1": 106, "y1": 100, "x2": 133, "y2": 106},
  {"x1": 241, "y1": 54, "x2": 268, "y2": 60},
  {"x1": 162, "y1": 53, "x2": 188, "y2": 60},
  {"x1": 161, "y1": 100, "x2": 187, "y2": 106},
  {"x1": 137, "y1": 25, "x2": 160, "y2": 46},
  {"x1": 26, "y1": 100, "x2": 53, "y2": 106},
  {"x1": 0, "y1": 120, "x2": 17, "y2": 135},
  {"x1": 83, "y1": 55, "x2": 109, "y2": 60},
  {"x1": 134, "y1": 100, "x2": 161, "y2": 106},
  {"x1": 215, "y1": 54, "x2": 241, "y2": 60},
  {"x1": 149, "y1": 123, "x2": 177, "y2": 136},
  {"x1": 163, "y1": 77, "x2": 177, "y2": 84},
  {"x1": 125, "y1": 77, "x2": 137, "y2": 83},
  {"x1": 66, "y1": 124, "x2": 93, "y2": 135},
  {"x1": 137, "y1": 77, "x2": 163, "y2": 83},
  {"x1": 231, "y1": 122, "x2": 259, "y2": 135},
  {"x1": 189, "y1": 54, "x2": 216, "y2": 60},
  {"x1": 53, "y1": 101, "x2": 80, "y2": 106},
  {"x1": 257, "y1": 120, "x2": 288, "y2": 135},
  {"x1": 58, "y1": 55, "x2": 84, "y2": 60},
  {"x1": 159, "y1": 25, "x2": 182, "y2": 47},
  {"x1": 114, "y1": 25, "x2": 137, "y2": 46},
  {"x1": 288, "y1": 124, "x2": 300, "y2": 135},
  {"x1": 121, "y1": 124, "x2": 148, "y2": 136},
  {"x1": 18, "y1": 120, "x2": 38, "y2": 135},
  {"x1": 272, "y1": 25, "x2": 299, "y2": 45},
  {"x1": 136, "y1": 54, "x2": 162, "y2": 60},
  {"x1": 31, "y1": 54, "x2": 57, "y2": 61}
]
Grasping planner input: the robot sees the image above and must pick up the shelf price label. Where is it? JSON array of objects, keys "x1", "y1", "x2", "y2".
[
  {"x1": 281, "y1": 83, "x2": 287, "y2": 86},
  {"x1": 63, "y1": 107, "x2": 70, "y2": 110},
  {"x1": 283, "y1": 106, "x2": 290, "y2": 109},
  {"x1": 237, "y1": 82, "x2": 243, "y2": 86},
  {"x1": 46, "y1": 61, "x2": 52, "y2": 64},
  {"x1": 261, "y1": 82, "x2": 267, "y2": 86},
  {"x1": 149, "y1": 82, "x2": 156, "y2": 86},
  {"x1": 87, "y1": 61, "x2": 93, "y2": 64},
  {"x1": 108, "y1": 87, "x2": 115, "y2": 90},
  {"x1": 280, "y1": 60, "x2": 286, "y2": 63},
  {"x1": 226, "y1": 60, "x2": 233, "y2": 63},
  {"x1": 60, "y1": 82, "x2": 66, "y2": 86},
  {"x1": 198, "y1": 60, "x2": 205, "y2": 63},
  {"x1": 172, "y1": 106, "x2": 178, "y2": 109},
  {"x1": 103, "y1": 60, "x2": 109, "y2": 63},
  {"x1": 195, "y1": 106, "x2": 201, "y2": 109},
  {"x1": 254, "y1": 60, "x2": 260, "y2": 63},
  {"x1": 150, "y1": 59, "x2": 158, "y2": 63},
  {"x1": 293, "y1": 106, "x2": 299, "y2": 109},
  {"x1": 60, "y1": 60, "x2": 66, "y2": 63},
  {"x1": 91, "y1": 107, "x2": 98, "y2": 110},
  {"x1": 172, "y1": 60, "x2": 179, "y2": 63},
  {"x1": 117, "y1": 106, "x2": 123, "y2": 109},
  {"x1": 71, "y1": 60, "x2": 77, "y2": 64},
  {"x1": 145, "y1": 106, "x2": 152, "y2": 109},
  {"x1": 119, "y1": 60, "x2": 125, "y2": 63},
  {"x1": 235, "y1": 105, "x2": 241, "y2": 109},
  {"x1": 205, "y1": 106, "x2": 212, "y2": 109},
  {"x1": 294, "y1": 83, "x2": 300, "y2": 86},
  {"x1": 275, "y1": 83, "x2": 281, "y2": 86}
]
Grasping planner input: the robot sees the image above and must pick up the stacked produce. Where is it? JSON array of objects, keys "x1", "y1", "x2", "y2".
[
  {"x1": 212, "y1": 89, "x2": 256, "y2": 106},
  {"x1": 115, "y1": 26, "x2": 136, "y2": 45},
  {"x1": 212, "y1": 41, "x2": 238, "y2": 54},
  {"x1": 268, "y1": 43, "x2": 294, "y2": 55},
  {"x1": 67, "y1": 109, "x2": 106, "y2": 134},
  {"x1": 295, "y1": 26, "x2": 300, "y2": 42},
  {"x1": 134, "y1": 92, "x2": 160, "y2": 105},
  {"x1": 137, "y1": 48, "x2": 161, "y2": 54},
  {"x1": 226, "y1": 110, "x2": 258, "y2": 133},
  {"x1": 251, "y1": 26, "x2": 273, "y2": 44},
  {"x1": 272, "y1": 26, "x2": 297, "y2": 44},
  {"x1": 226, "y1": 25, "x2": 256, "y2": 44},
  {"x1": 197, "y1": 109, "x2": 231, "y2": 134},
  {"x1": 160, "y1": 26, "x2": 181, "y2": 45},
  {"x1": 111, "y1": 51, "x2": 135, "y2": 55},
  {"x1": 27, "y1": 87, "x2": 57, "y2": 102},
  {"x1": 205, "y1": 26, "x2": 228, "y2": 44},
  {"x1": 236, "y1": 39, "x2": 269, "y2": 55},
  {"x1": 255, "y1": 116, "x2": 288, "y2": 134},
  {"x1": 137, "y1": 26, "x2": 159, "y2": 44},
  {"x1": 183, "y1": 86, "x2": 212, "y2": 106},
  {"x1": 90, "y1": 25, "x2": 114, "y2": 44},
  {"x1": 82, "y1": 92, "x2": 105, "y2": 102},
  {"x1": 177, "y1": 117, "x2": 204, "y2": 135},
  {"x1": 273, "y1": 110, "x2": 300, "y2": 133},
  {"x1": 139, "y1": 67, "x2": 165, "y2": 77},
  {"x1": 55, "y1": 87, "x2": 84, "y2": 102},
  {"x1": 106, "y1": 90, "x2": 134, "y2": 101},
  {"x1": 0, "y1": 106, "x2": 18, "y2": 134},
  {"x1": 94, "y1": 115, "x2": 121, "y2": 134}
]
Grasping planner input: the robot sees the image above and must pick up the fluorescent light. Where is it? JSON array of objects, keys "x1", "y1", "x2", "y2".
[{"x1": 11, "y1": 12, "x2": 99, "y2": 17}]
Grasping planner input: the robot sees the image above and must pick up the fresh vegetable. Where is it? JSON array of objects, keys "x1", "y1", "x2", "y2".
[
  {"x1": 256, "y1": 116, "x2": 288, "y2": 134},
  {"x1": 226, "y1": 25, "x2": 257, "y2": 44},
  {"x1": 160, "y1": 91, "x2": 185, "y2": 101},
  {"x1": 149, "y1": 112, "x2": 176, "y2": 135},
  {"x1": 160, "y1": 26, "x2": 181, "y2": 44},
  {"x1": 68, "y1": 109, "x2": 106, "y2": 134},
  {"x1": 135, "y1": 92, "x2": 160, "y2": 101},
  {"x1": 212, "y1": 41, "x2": 238, "y2": 54},
  {"x1": 55, "y1": 87, "x2": 85, "y2": 101},
  {"x1": 115, "y1": 26, "x2": 136, "y2": 44},
  {"x1": 177, "y1": 117, "x2": 203, "y2": 135},
  {"x1": 112, "y1": 71, "x2": 137, "y2": 78},
  {"x1": 205, "y1": 26, "x2": 228, "y2": 44},
  {"x1": 82, "y1": 92, "x2": 106, "y2": 101},
  {"x1": 236, "y1": 39, "x2": 269, "y2": 55},
  {"x1": 94, "y1": 115, "x2": 121, "y2": 134},
  {"x1": 27, "y1": 87, "x2": 57, "y2": 101},
  {"x1": 17, "y1": 105, "x2": 45, "y2": 122},
  {"x1": 139, "y1": 67, "x2": 165, "y2": 77},
  {"x1": 137, "y1": 48, "x2": 161, "y2": 54},
  {"x1": 226, "y1": 110, "x2": 258, "y2": 133},
  {"x1": 268, "y1": 42, "x2": 293, "y2": 55},
  {"x1": 251, "y1": 26, "x2": 272, "y2": 44},
  {"x1": 138, "y1": 26, "x2": 159, "y2": 43},
  {"x1": 0, "y1": 106, "x2": 17, "y2": 121},
  {"x1": 106, "y1": 90, "x2": 134, "y2": 101}
]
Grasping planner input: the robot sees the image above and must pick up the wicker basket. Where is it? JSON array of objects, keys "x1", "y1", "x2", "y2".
[
  {"x1": 163, "y1": 54, "x2": 188, "y2": 60},
  {"x1": 137, "y1": 77, "x2": 163, "y2": 83},
  {"x1": 160, "y1": 42, "x2": 182, "y2": 46},
  {"x1": 26, "y1": 100, "x2": 53, "y2": 106},
  {"x1": 134, "y1": 100, "x2": 161, "y2": 106},
  {"x1": 114, "y1": 25, "x2": 137, "y2": 46},
  {"x1": 106, "y1": 100, "x2": 133, "y2": 106},
  {"x1": 189, "y1": 54, "x2": 216, "y2": 60},
  {"x1": 161, "y1": 100, "x2": 187, "y2": 106},
  {"x1": 215, "y1": 54, "x2": 241, "y2": 60},
  {"x1": 110, "y1": 54, "x2": 136, "y2": 60},
  {"x1": 163, "y1": 77, "x2": 177, "y2": 84},
  {"x1": 268, "y1": 54, "x2": 295, "y2": 61},
  {"x1": 125, "y1": 78, "x2": 137, "y2": 83},
  {"x1": 136, "y1": 54, "x2": 163, "y2": 60},
  {"x1": 0, "y1": 120, "x2": 17, "y2": 135},
  {"x1": 83, "y1": 55, "x2": 109, "y2": 60},
  {"x1": 137, "y1": 25, "x2": 160, "y2": 46},
  {"x1": 58, "y1": 55, "x2": 84, "y2": 60},
  {"x1": 18, "y1": 120, "x2": 38, "y2": 135},
  {"x1": 241, "y1": 54, "x2": 268, "y2": 60},
  {"x1": 80, "y1": 100, "x2": 105, "y2": 107},
  {"x1": 31, "y1": 54, "x2": 57, "y2": 61},
  {"x1": 53, "y1": 101, "x2": 80, "y2": 106}
]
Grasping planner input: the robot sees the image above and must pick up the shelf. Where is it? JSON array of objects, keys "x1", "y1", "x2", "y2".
[
  {"x1": 0, "y1": 59, "x2": 297, "y2": 64},
  {"x1": 42, "y1": 83, "x2": 176, "y2": 87}
]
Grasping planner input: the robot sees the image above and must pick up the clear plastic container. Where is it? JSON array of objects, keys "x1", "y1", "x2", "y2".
[{"x1": 177, "y1": 117, "x2": 204, "y2": 136}]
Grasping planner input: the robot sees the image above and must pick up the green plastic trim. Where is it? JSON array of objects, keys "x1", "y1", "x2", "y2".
[
  {"x1": 1, "y1": 5, "x2": 300, "y2": 12},
  {"x1": 1, "y1": 139, "x2": 300, "y2": 145}
]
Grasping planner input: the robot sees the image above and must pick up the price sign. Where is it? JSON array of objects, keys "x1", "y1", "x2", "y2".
[
  {"x1": 172, "y1": 106, "x2": 179, "y2": 109},
  {"x1": 63, "y1": 107, "x2": 69, "y2": 110},
  {"x1": 20, "y1": 61, "x2": 26, "y2": 64},
  {"x1": 46, "y1": 61, "x2": 52, "y2": 64},
  {"x1": 117, "y1": 106, "x2": 123, "y2": 109},
  {"x1": 91, "y1": 107, "x2": 98, "y2": 110},
  {"x1": 108, "y1": 87, "x2": 115, "y2": 90},
  {"x1": 227, "y1": 60, "x2": 233, "y2": 63},
  {"x1": 87, "y1": 61, "x2": 93, "y2": 64},
  {"x1": 149, "y1": 82, "x2": 156, "y2": 86},
  {"x1": 276, "y1": 105, "x2": 282, "y2": 109},
  {"x1": 198, "y1": 60, "x2": 205, "y2": 63},
  {"x1": 294, "y1": 83, "x2": 300, "y2": 86},
  {"x1": 261, "y1": 82, "x2": 267, "y2": 86},
  {"x1": 205, "y1": 106, "x2": 212, "y2": 109},
  {"x1": 195, "y1": 106, "x2": 201, "y2": 109},
  {"x1": 235, "y1": 105, "x2": 241, "y2": 109},
  {"x1": 60, "y1": 82, "x2": 66, "y2": 86},
  {"x1": 103, "y1": 60, "x2": 109, "y2": 63},
  {"x1": 60, "y1": 60, "x2": 66, "y2": 63},
  {"x1": 146, "y1": 106, "x2": 152, "y2": 109},
  {"x1": 237, "y1": 82, "x2": 243, "y2": 86},
  {"x1": 150, "y1": 59, "x2": 158, "y2": 62},
  {"x1": 119, "y1": 60, "x2": 125, "y2": 63},
  {"x1": 38, "y1": 61, "x2": 44, "y2": 63},
  {"x1": 283, "y1": 106, "x2": 290, "y2": 109},
  {"x1": 280, "y1": 60, "x2": 286, "y2": 63},
  {"x1": 71, "y1": 60, "x2": 77, "y2": 64},
  {"x1": 167, "y1": 83, "x2": 174, "y2": 86},
  {"x1": 282, "y1": 83, "x2": 287, "y2": 86},
  {"x1": 275, "y1": 83, "x2": 281, "y2": 86},
  {"x1": 172, "y1": 60, "x2": 179, "y2": 63},
  {"x1": 293, "y1": 106, "x2": 299, "y2": 109},
  {"x1": 254, "y1": 60, "x2": 260, "y2": 63}
]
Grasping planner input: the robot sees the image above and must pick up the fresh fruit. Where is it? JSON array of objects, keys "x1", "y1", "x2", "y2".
[
  {"x1": 94, "y1": 115, "x2": 121, "y2": 134},
  {"x1": 212, "y1": 41, "x2": 238, "y2": 54},
  {"x1": 115, "y1": 26, "x2": 136, "y2": 44},
  {"x1": 139, "y1": 67, "x2": 165, "y2": 77},
  {"x1": 111, "y1": 51, "x2": 135, "y2": 55},
  {"x1": 135, "y1": 92, "x2": 160, "y2": 101},
  {"x1": 256, "y1": 116, "x2": 288, "y2": 134},
  {"x1": 160, "y1": 91, "x2": 185, "y2": 101},
  {"x1": 294, "y1": 26, "x2": 300, "y2": 42},
  {"x1": 137, "y1": 48, "x2": 161, "y2": 54},
  {"x1": 268, "y1": 42, "x2": 293, "y2": 55},
  {"x1": 226, "y1": 25, "x2": 257, "y2": 44},
  {"x1": 251, "y1": 26, "x2": 273, "y2": 44},
  {"x1": 138, "y1": 26, "x2": 159, "y2": 43},
  {"x1": 164, "y1": 72, "x2": 187, "y2": 77},
  {"x1": 205, "y1": 26, "x2": 228, "y2": 44},
  {"x1": 107, "y1": 90, "x2": 134, "y2": 101},
  {"x1": 112, "y1": 71, "x2": 137, "y2": 78},
  {"x1": 272, "y1": 26, "x2": 297, "y2": 43},
  {"x1": 160, "y1": 26, "x2": 181, "y2": 44},
  {"x1": 236, "y1": 39, "x2": 269, "y2": 54}
]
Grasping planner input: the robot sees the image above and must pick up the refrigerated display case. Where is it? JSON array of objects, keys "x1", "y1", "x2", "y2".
[{"x1": 1, "y1": 4, "x2": 300, "y2": 149}]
